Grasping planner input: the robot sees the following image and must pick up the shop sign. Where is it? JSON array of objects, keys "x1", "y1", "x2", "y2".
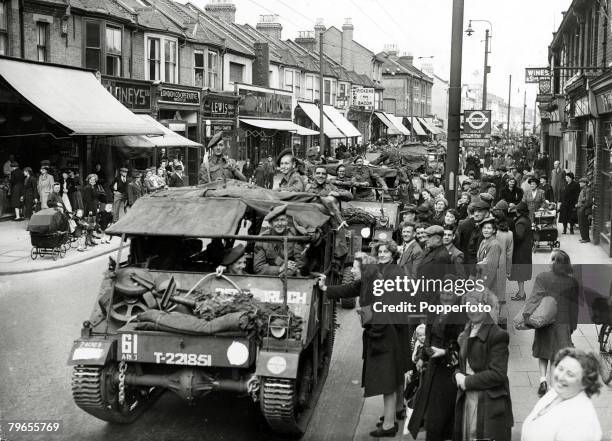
[
  {"x1": 102, "y1": 78, "x2": 151, "y2": 110},
  {"x1": 462, "y1": 138, "x2": 489, "y2": 147},
  {"x1": 351, "y1": 87, "x2": 375, "y2": 108},
  {"x1": 159, "y1": 87, "x2": 201, "y2": 106},
  {"x1": 538, "y1": 77, "x2": 552, "y2": 94},
  {"x1": 525, "y1": 67, "x2": 550, "y2": 83},
  {"x1": 596, "y1": 90, "x2": 612, "y2": 115},
  {"x1": 237, "y1": 87, "x2": 292, "y2": 119},
  {"x1": 536, "y1": 94, "x2": 554, "y2": 103},
  {"x1": 462, "y1": 133, "x2": 491, "y2": 139},
  {"x1": 463, "y1": 110, "x2": 491, "y2": 135},
  {"x1": 202, "y1": 96, "x2": 237, "y2": 118}
]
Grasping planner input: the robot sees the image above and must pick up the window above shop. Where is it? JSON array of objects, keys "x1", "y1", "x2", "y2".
[
  {"x1": 36, "y1": 22, "x2": 48, "y2": 62},
  {"x1": 229, "y1": 62, "x2": 245, "y2": 83},
  {"x1": 284, "y1": 69, "x2": 293, "y2": 92},
  {"x1": 84, "y1": 21, "x2": 123, "y2": 76},
  {"x1": 145, "y1": 33, "x2": 178, "y2": 83},
  {"x1": 0, "y1": 1, "x2": 8, "y2": 56},
  {"x1": 207, "y1": 51, "x2": 218, "y2": 89},
  {"x1": 194, "y1": 51, "x2": 204, "y2": 88}
]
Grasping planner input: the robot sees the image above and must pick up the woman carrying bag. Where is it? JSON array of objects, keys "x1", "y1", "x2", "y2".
[{"x1": 525, "y1": 249, "x2": 579, "y2": 397}]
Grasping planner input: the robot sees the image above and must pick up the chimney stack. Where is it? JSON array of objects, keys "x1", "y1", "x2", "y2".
[
  {"x1": 256, "y1": 14, "x2": 282, "y2": 40},
  {"x1": 296, "y1": 30, "x2": 316, "y2": 52},
  {"x1": 341, "y1": 18, "x2": 354, "y2": 70},
  {"x1": 314, "y1": 18, "x2": 326, "y2": 52},
  {"x1": 204, "y1": 0, "x2": 236, "y2": 23},
  {"x1": 399, "y1": 51, "x2": 413, "y2": 65},
  {"x1": 384, "y1": 44, "x2": 399, "y2": 60}
]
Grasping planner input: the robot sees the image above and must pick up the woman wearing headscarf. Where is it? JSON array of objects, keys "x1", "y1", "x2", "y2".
[
  {"x1": 509, "y1": 202, "x2": 533, "y2": 301},
  {"x1": 37, "y1": 164, "x2": 54, "y2": 209},
  {"x1": 454, "y1": 288, "x2": 513, "y2": 441},
  {"x1": 408, "y1": 276, "x2": 467, "y2": 441},
  {"x1": 525, "y1": 249, "x2": 579, "y2": 397},
  {"x1": 318, "y1": 240, "x2": 410, "y2": 437},
  {"x1": 521, "y1": 348, "x2": 602, "y2": 441},
  {"x1": 559, "y1": 172, "x2": 580, "y2": 235},
  {"x1": 22, "y1": 167, "x2": 39, "y2": 219}
]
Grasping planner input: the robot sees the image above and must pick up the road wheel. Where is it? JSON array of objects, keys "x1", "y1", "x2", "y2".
[
  {"x1": 53, "y1": 248, "x2": 59, "y2": 261},
  {"x1": 598, "y1": 325, "x2": 612, "y2": 385},
  {"x1": 31, "y1": 248, "x2": 38, "y2": 260},
  {"x1": 72, "y1": 364, "x2": 161, "y2": 424},
  {"x1": 340, "y1": 267, "x2": 356, "y2": 309}
]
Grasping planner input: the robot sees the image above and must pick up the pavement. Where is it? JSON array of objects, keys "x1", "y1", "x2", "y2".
[{"x1": 0, "y1": 218, "x2": 125, "y2": 275}]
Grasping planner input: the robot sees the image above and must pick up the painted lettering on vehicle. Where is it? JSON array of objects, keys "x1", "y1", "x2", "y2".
[
  {"x1": 153, "y1": 352, "x2": 212, "y2": 366},
  {"x1": 213, "y1": 287, "x2": 308, "y2": 304}
]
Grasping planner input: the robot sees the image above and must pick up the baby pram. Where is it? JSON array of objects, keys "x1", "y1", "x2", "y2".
[
  {"x1": 27, "y1": 208, "x2": 70, "y2": 260},
  {"x1": 533, "y1": 202, "x2": 560, "y2": 252}
]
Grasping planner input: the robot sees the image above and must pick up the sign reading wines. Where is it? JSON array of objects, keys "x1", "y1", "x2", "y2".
[
  {"x1": 525, "y1": 67, "x2": 551, "y2": 83},
  {"x1": 463, "y1": 110, "x2": 491, "y2": 135}
]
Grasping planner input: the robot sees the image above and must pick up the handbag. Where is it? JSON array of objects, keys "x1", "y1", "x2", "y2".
[{"x1": 528, "y1": 296, "x2": 558, "y2": 328}]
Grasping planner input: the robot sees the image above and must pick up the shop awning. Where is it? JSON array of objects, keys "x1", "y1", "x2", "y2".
[
  {"x1": 239, "y1": 118, "x2": 319, "y2": 136},
  {"x1": 297, "y1": 102, "x2": 346, "y2": 138},
  {"x1": 405, "y1": 117, "x2": 427, "y2": 136},
  {"x1": 417, "y1": 117, "x2": 437, "y2": 135},
  {"x1": 374, "y1": 112, "x2": 401, "y2": 135},
  {"x1": 137, "y1": 115, "x2": 202, "y2": 147},
  {"x1": 383, "y1": 113, "x2": 411, "y2": 136},
  {"x1": 323, "y1": 105, "x2": 361, "y2": 138},
  {"x1": 0, "y1": 57, "x2": 163, "y2": 136}
]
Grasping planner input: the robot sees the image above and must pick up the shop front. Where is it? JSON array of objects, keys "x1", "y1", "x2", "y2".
[
  {"x1": 295, "y1": 101, "x2": 346, "y2": 156},
  {"x1": 152, "y1": 84, "x2": 202, "y2": 185},
  {"x1": 347, "y1": 107, "x2": 372, "y2": 149},
  {"x1": 591, "y1": 74, "x2": 612, "y2": 256},
  {"x1": 237, "y1": 84, "x2": 317, "y2": 163},
  {"x1": 0, "y1": 57, "x2": 161, "y2": 216},
  {"x1": 201, "y1": 92, "x2": 239, "y2": 159}
]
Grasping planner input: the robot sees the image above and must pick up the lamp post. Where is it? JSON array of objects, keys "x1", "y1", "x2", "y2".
[{"x1": 465, "y1": 19, "x2": 492, "y2": 110}]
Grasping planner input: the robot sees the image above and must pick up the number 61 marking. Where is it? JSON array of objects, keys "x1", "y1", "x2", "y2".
[{"x1": 121, "y1": 334, "x2": 138, "y2": 354}]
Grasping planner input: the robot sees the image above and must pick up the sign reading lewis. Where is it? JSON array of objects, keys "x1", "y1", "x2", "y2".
[{"x1": 463, "y1": 110, "x2": 491, "y2": 135}]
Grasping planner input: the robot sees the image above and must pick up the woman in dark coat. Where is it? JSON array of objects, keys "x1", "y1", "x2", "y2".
[
  {"x1": 454, "y1": 289, "x2": 513, "y2": 441},
  {"x1": 318, "y1": 240, "x2": 411, "y2": 438},
  {"x1": 499, "y1": 177, "x2": 523, "y2": 205},
  {"x1": 22, "y1": 167, "x2": 39, "y2": 219},
  {"x1": 408, "y1": 281, "x2": 467, "y2": 441},
  {"x1": 509, "y1": 201, "x2": 533, "y2": 301},
  {"x1": 9, "y1": 161, "x2": 25, "y2": 220},
  {"x1": 525, "y1": 249, "x2": 579, "y2": 397},
  {"x1": 559, "y1": 172, "x2": 580, "y2": 234},
  {"x1": 82, "y1": 174, "x2": 99, "y2": 216}
]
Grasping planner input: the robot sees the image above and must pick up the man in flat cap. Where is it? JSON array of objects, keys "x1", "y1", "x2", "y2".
[
  {"x1": 417, "y1": 224, "x2": 452, "y2": 282},
  {"x1": 455, "y1": 199, "x2": 490, "y2": 275},
  {"x1": 276, "y1": 150, "x2": 305, "y2": 192},
  {"x1": 111, "y1": 166, "x2": 130, "y2": 222},
  {"x1": 199, "y1": 132, "x2": 246, "y2": 184},
  {"x1": 127, "y1": 171, "x2": 145, "y2": 209},
  {"x1": 351, "y1": 156, "x2": 387, "y2": 201},
  {"x1": 253, "y1": 205, "x2": 304, "y2": 276},
  {"x1": 305, "y1": 166, "x2": 352, "y2": 201},
  {"x1": 576, "y1": 177, "x2": 593, "y2": 243}
]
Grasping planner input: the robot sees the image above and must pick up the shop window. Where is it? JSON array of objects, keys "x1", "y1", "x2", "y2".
[
  {"x1": 36, "y1": 22, "x2": 48, "y2": 62},
  {"x1": 85, "y1": 21, "x2": 101, "y2": 70},
  {"x1": 0, "y1": 1, "x2": 8, "y2": 56},
  {"x1": 284, "y1": 70, "x2": 293, "y2": 92},
  {"x1": 145, "y1": 34, "x2": 178, "y2": 82},
  {"x1": 207, "y1": 51, "x2": 218, "y2": 89},
  {"x1": 194, "y1": 51, "x2": 204, "y2": 87},
  {"x1": 229, "y1": 62, "x2": 244, "y2": 83},
  {"x1": 105, "y1": 26, "x2": 121, "y2": 77}
]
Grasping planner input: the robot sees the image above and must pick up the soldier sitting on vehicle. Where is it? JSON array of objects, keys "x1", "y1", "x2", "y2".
[
  {"x1": 306, "y1": 166, "x2": 353, "y2": 202},
  {"x1": 350, "y1": 157, "x2": 388, "y2": 201},
  {"x1": 275, "y1": 149, "x2": 305, "y2": 192},
  {"x1": 253, "y1": 205, "x2": 304, "y2": 276},
  {"x1": 199, "y1": 132, "x2": 246, "y2": 184},
  {"x1": 216, "y1": 244, "x2": 248, "y2": 276},
  {"x1": 329, "y1": 164, "x2": 353, "y2": 190},
  {"x1": 303, "y1": 147, "x2": 321, "y2": 179}
]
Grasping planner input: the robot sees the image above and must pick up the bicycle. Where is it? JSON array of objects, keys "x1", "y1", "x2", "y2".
[{"x1": 597, "y1": 323, "x2": 612, "y2": 385}]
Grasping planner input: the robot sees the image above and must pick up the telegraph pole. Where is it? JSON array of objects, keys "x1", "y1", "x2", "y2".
[
  {"x1": 506, "y1": 74, "x2": 512, "y2": 142},
  {"x1": 445, "y1": 0, "x2": 464, "y2": 207},
  {"x1": 482, "y1": 28, "x2": 489, "y2": 110},
  {"x1": 319, "y1": 32, "x2": 326, "y2": 156},
  {"x1": 522, "y1": 89, "x2": 527, "y2": 148}
]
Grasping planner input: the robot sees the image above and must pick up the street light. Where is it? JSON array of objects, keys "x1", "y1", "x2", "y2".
[{"x1": 465, "y1": 19, "x2": 492, "y2": 110}]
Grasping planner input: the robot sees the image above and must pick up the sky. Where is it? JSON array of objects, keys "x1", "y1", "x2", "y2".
[{"x1": 191, "y1": 0, "x2": 570, "y2": 108}]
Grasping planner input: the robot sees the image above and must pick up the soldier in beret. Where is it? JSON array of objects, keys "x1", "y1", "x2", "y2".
[
  {"x1": 253, "y1": 205, "x2": 304, "y2": 276},
  {"x1": 351, "y1": 156, "x2": 387, "y2": 201},
  {"x1": 199, "y1": 132, "x2": 246, "y2": 184},
  {"x1": 305, "y1": 166, "x2": 352, "y2": 201}
]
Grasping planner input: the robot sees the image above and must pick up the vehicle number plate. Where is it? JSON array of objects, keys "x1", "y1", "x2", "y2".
[{"x1": 153, "y1": 352, "x2": 212, "y2": 366}]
